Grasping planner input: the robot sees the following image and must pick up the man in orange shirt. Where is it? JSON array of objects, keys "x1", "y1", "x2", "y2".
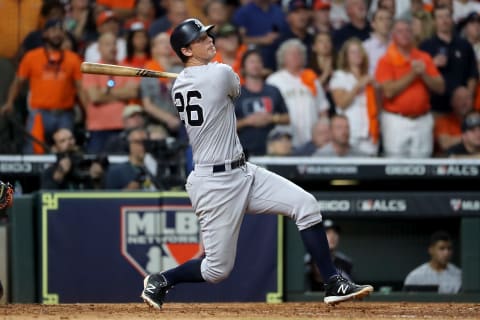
[
  {"x1": 375, "y1": 19, "x2": 445, "y2": 158},
  {"x1": 1, "y1": 19, "x2": 86, "y2": 154},
  {"x1": 82, "y1": 32, "x2": 140, "y2": 154},
  {"x1": 434, "y1": 86, "x2": 473, "y2": 155}
]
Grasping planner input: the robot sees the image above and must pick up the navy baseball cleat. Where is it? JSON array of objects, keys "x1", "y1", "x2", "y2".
[
  {"x1": 141, "y1": 274, "x2": 171, "y2": 309},
  {"x1": 324, "y1": 275, "x2": 373, "y2": 305}
]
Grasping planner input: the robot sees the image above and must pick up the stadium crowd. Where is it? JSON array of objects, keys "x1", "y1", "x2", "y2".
[{"x1": 1, "y1": 0, "x2": 480, "y2": 190}]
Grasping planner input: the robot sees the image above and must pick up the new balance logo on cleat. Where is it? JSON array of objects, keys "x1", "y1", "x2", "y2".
[
  {"x1": 140, "y1": 274, "x2": 171, "y2": 310},
  {"x1": 337, "y1": 284, "x2": 349, "y2": 295},
  {"x1": 145, "y1": 284, "x2": 156, "y2": 294},
  {"x1": 324, "y1": 275, "x2": 373, "y2": 305}
]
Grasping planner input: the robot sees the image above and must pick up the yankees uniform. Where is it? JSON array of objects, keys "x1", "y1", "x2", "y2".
[
  {"x1": 173, "y1": 61, "x2": 322, "y2": 283},
  {"x1": 141, "y1": 18, "x2": 373, "y2": 310}
]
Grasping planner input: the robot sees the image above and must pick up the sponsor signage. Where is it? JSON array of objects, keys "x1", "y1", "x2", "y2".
[
  {"x1": 314, "y1": 192, "x2": 480, "y2": 217},
  {"x1": 121, "y1": 206, "x2": 200, "y2": 276}
]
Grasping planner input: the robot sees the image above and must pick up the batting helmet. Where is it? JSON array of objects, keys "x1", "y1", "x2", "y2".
[{"x1": 170, "y1": 19, "x2": 215, "y2": 61}]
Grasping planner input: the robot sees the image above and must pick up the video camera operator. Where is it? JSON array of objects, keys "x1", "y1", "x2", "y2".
[
  {"x1": 105, "y1": 127, "x2": 159, "y2": 190},
  {"x1": 41, "y1": 128, "x2": 108, "y2": 190}
]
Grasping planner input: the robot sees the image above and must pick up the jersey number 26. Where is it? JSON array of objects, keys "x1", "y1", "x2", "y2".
[{"x1": 174, "y1": 90, "x2": 204, "y2": 126}]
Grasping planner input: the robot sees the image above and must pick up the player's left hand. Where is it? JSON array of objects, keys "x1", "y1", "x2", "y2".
[{"x1": 0, "y1": 181, "x2": 14, "y2": 210}]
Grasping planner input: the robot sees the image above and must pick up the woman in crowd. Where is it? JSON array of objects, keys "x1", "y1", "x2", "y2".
[
  {"x1": 122, "y1": 21, "x2": 151, "y2": 68},
  {"x1": 308, "y1": 32, "x2": 335, "y2": 90},
  {"x1": 329, "y1": 38, "x2": 380, "y2": 156}
]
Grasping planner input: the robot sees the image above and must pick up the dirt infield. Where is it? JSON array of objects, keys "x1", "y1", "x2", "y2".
[{"x1": 1, "y1": 302, "x2": 480, "y2": 319}]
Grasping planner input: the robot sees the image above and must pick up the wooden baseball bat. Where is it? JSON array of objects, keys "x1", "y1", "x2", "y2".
[{"x1": 81, "y1": 62, "x2": 178, "y2": 79}]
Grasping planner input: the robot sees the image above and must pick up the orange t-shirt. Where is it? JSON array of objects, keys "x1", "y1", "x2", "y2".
[
  {"x1": 17, "y1": 47, "x2": 82, "y2": 110},
  {"x1": 375, "y1": 43, "x2": 440, "y2": 116},
  {"x1": 82, "y1": 70, "x2": 136, "y2": 131},
  {"x1": 434, "y1": 113, "x2": 462, "y2": 139},
  {"x1": 96, "y1": 0, "x2": 135, "y2": 9}
]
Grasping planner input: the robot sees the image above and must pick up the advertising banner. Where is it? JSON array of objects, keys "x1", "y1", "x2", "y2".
[{"x1": 40, "y1": 192, "x2": 282, "y2": 304}]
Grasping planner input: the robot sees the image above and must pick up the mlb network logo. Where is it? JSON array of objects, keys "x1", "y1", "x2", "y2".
[{"x1": 121, "y1": 206, "x2": 200, "y2": 276}]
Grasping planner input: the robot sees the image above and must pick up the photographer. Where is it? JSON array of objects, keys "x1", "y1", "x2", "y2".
[
  {"x1": 41, "y1": 128, "x2": 107, "y2": 190},
  {"x1": 105, "y1": 127, "x2": 157, "y2": 190}
]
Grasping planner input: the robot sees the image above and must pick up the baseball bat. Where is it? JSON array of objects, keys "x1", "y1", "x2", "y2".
[{"x1": 80, "y1": 62, "x2": 178, "y2": 79}]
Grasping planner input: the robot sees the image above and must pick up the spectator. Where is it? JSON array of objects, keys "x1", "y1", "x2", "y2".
[
  {"x1": 458, "y1": 12, "x2": 480, "y2": 111},
  {"x1": 82, "y1": 32, "x2": 140, "y2": 154},
  {"x1": 375, "y1": 19, "x2": 445, "y2": 158},
  {"x1": 17, "y1": 0, "x2": 66, "y2": 58},
  {"x1": 267, "y1": 39, "x2": 330, "y2": 148},
  {"x1": 305, "y1": 219, "x2": 353, "y2": 291},
  {"x1": 41, "y1": 128, "x2": 107, "y2": 190},
  {"x1": 311, "y1": 0, "x2": 332, "y2": 34},
  {"x1": 266, "y1": 127, "x2": 293, "y2": 156},
  {"x1": 419, "y1": 5, "x2": 478, "y2": 115},
  {"x1": 329, "y1": 0, "x2": 349, "y2": 30},
  {"x1": 1, "y1": 19, "x2": 86, "y2": 154},
  {"x1": 212, "y1": 24, "x2": 247, "y2": 77},
  {"x1": 275, "y1": 0, "x2": 315, "y2": 66},
  {"x1": 141, "y1": 32, "x2": 181, "y2": 134},
  {"x1": 235, "y1": 49, "x2": 290, "y2": 156},
  {"x1": 84, "y1": 10, "x2": 127, "y2": 63},
  {"x1": 122, "y1": 22, "x2": 151, "y2": 68},
  {"x1": 376, "y1": 0, "x2": 395, "y2": 18},
  {"x1": 105, "y1": 127, "x2": 158, "y2": 190},
  {"x1": 330, "y1": 38, "x2": 380, "y2": 156},
  {"x1": 313, "y1": 114, "x2": 365, "y2": 157},
  {"x1": 204, "y1": 0, "x2": 229, "y2": 28},
  {"x1": 446, "y1": 110, "x2": 480, "y2": 158},
  {"x1": 105, "y1": 104, "x2": 146, "y2": 154},
  {"x1": 411, "y1": 10, "x2": 434, "y2": 46},
  {"x1": 434, "y1": 86, "x2": 473, "y2": 155},
  {"x1": 233, "y1": 0, "x2": 287, "y2": 71},
  {"x1": 308, "y1": 32, "x2": 335, "y2": 89},
  {"x1": 332, "y1": 0, "x2": 372, "y2": 51},
  {"x1": 149, "y1": 0, "x2": 189, "y2": 38},
  {"x1": 124, "y1": 0, "x2": 156, "y2": 31},
  {"x1": 363, "y1": 8, "x2": 393, "y2": 76},
  {"x1": 64, "y1": 0, "x2": 96, "y2": 53},
  {"x1": 293, "y1": 117, "x2": 331, "y2": 155},
  {"x1": 404, "y1": 230, "x2": 461, "y2": 294}
]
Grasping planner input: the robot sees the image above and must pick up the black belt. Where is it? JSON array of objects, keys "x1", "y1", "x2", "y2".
[{"x1": 212, "y1": 157, "x2": 246, "y2": 173}]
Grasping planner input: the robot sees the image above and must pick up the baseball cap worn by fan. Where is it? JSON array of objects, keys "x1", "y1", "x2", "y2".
[
  {"x1": 96, "y1": 10, "x2": 118, "y2": 27},
  {"x1": 123, "y1": 104, "x2": 144, "y2": 118},
  {"x1": 313, "y1": 0, "x2": 331, "y2": 10},
  {"x1": 44, "y1": 19, "x2": 64, "y2": 30},
  {"x1": 268, "y1": 127, "x2": 292, "y2": 141},
  {"x1": 288, "y1": 0, "x2": 311, "y2": 13},
  {"x1": 462, "y1": 112, "x2": 480, "y2": 132},
  {"x1": 216, "y1": 24, "x2": 237, "y2": 38}
]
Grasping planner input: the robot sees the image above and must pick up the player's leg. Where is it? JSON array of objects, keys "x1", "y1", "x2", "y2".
[
  {"x1": 142, "y1": 169, "x2": 252, "y2": 308},
  {"x1": 245, "y1": 163, "x2": 373, "y2": 304}
]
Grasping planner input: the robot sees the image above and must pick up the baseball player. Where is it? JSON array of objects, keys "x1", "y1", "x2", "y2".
[{"x1": 141, "y1": 18, "x2": 373, "y2": 309}]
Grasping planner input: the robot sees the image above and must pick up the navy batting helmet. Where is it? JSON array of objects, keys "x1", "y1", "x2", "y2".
[{"x1": 170, "y1": 19, "x2": 215, "y2": 61}]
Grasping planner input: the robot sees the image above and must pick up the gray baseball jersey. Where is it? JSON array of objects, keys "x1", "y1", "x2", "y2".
[
  {"x1": 172, "y1": 63, "x2": 243, "y2": 165},
  {"x1": 172, "y1": 62, "x2": 322, "y2": 284}
]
